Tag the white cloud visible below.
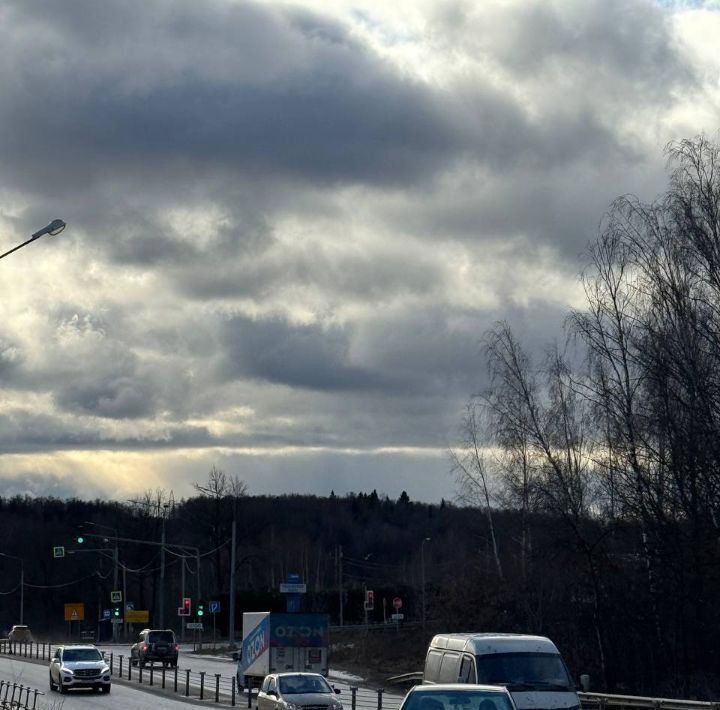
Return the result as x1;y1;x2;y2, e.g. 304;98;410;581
0;0;718;502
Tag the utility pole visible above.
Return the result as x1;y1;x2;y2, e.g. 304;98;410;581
159;510;167;628
112;545;119;642
181;557;186;642
337;545;344;627
229;518;237;646
421;537;431;633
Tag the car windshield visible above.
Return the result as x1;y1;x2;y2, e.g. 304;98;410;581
475;653;572;690
63;648;102;662
148;631;175;643
402;690;514;710
279;675;332;694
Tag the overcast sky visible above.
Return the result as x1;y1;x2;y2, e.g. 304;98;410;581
0;0;718;503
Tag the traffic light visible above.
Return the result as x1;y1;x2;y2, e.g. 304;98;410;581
365;589;374;611
197;602;204;617
112;606;121;618
181;597;191;616
76;536;85;544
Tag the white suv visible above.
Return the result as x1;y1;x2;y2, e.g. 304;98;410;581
49;644;111;694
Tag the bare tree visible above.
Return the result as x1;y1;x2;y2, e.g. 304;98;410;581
450;402;503;579
193;466;248;591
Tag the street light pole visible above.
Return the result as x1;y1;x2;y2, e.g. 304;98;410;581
421;537;431;633
0;219;66;261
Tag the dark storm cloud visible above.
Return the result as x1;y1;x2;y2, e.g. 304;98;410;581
0;0;462;193
219;315;399;392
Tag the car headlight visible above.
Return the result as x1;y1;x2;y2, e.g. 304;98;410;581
331;702;344;709
286;703;299;710
61;667;74;675
101;666;110;674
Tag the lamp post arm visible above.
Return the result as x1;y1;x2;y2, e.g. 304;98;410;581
0;220;66;261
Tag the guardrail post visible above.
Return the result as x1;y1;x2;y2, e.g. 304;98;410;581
231;675;236;706
33;687;40;709
162;664;166;688
128;658;132;681
110;652;114;674
150;664;155;686
119;655;124;677
174;664;178;692
377;688;384;710
24;684;31;708
186;669;191;696
42;643;45;660
351;687;358;710
139;664;144;684
248;676;254;708
200;671;206;699
215;673;221;703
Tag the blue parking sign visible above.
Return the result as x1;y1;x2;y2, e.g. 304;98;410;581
209;601;220;613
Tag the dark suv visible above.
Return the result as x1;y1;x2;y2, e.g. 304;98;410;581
130;629;179;668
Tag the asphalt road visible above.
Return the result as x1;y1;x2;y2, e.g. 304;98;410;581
0;653;216;709
1;645;403;710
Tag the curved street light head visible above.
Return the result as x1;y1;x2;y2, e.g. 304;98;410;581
32;219;66;239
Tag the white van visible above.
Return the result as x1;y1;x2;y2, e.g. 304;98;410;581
423;634;579;710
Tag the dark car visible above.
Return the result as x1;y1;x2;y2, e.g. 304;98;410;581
130;628;179;668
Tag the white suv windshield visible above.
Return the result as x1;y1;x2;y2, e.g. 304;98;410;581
63;649;102;662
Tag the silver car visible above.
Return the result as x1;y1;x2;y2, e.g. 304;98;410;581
49;644;111;694
258;672;343;710
400;685;517;710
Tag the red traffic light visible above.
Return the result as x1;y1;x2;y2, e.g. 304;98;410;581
366;590;374;603
178;597;192;616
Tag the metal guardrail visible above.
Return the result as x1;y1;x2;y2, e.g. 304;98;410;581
0;680;44;709
5;642;718;710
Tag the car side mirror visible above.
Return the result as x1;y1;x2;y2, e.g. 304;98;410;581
335;688;341;694
267;690;277;697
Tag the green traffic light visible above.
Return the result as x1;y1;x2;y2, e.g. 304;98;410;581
77;536;84;544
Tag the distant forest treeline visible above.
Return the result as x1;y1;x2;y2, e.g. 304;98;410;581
0;481;708;699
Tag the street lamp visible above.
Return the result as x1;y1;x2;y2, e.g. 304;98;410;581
421;537;431;633
0;552;24;625
0;219;67;261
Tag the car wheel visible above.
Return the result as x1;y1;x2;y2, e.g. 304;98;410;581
102;685;111;694
49;672;56;692
59;683;68;694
